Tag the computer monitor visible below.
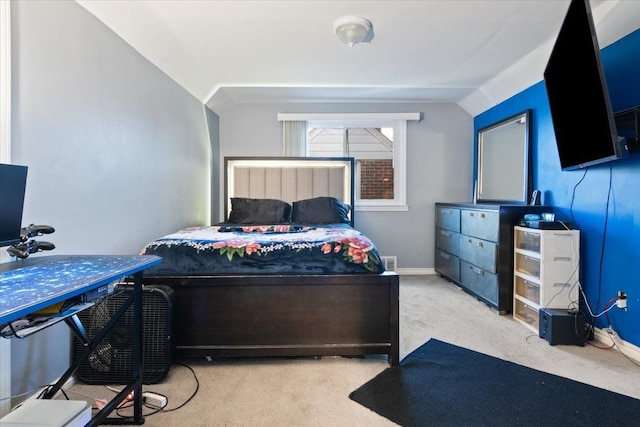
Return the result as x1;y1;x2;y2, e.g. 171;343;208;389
0;163;28;247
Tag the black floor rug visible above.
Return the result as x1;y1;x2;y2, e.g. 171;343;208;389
350;338;640;426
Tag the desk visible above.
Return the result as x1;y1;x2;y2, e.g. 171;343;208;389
0;255;161;426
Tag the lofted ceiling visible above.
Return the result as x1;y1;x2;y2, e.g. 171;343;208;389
75;0;640;116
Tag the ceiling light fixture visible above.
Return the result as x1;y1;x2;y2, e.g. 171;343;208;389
333;15;372;47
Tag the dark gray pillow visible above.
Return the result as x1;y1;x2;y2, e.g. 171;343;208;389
227;198;291;224
291;197;351;224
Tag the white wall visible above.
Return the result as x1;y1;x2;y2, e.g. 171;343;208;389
213;101;474;270
10;0;214;404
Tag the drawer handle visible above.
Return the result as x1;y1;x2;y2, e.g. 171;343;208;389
439;252;451;260
468;265;484;275
467;211;486;218
467;238;483;248
442;209;452;215
553;256;571;261
440;230;451;237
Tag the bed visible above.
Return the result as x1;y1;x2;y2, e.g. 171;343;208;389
140;157;399;366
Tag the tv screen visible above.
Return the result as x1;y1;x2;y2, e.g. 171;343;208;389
0;163;28;247
544;0;626;170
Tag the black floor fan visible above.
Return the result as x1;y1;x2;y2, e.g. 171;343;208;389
72;284;174;385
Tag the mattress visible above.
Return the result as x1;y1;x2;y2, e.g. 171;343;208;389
140;223;385;276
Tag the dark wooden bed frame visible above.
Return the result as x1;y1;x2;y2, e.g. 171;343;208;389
142;157;400;366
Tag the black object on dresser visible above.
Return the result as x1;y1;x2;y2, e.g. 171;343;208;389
435;203;551;314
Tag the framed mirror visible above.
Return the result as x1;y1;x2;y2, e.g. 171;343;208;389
476;109;532;204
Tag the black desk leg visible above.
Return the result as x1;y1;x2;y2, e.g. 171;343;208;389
94;270;144;425
39;272;145;425
132;270;144;423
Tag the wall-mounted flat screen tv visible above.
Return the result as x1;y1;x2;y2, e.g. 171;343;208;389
544;0;627;171
0;163;28;247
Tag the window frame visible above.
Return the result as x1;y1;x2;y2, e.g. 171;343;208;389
278;113;419;211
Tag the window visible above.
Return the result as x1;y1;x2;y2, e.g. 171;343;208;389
308;125;397;206
278;113;419;211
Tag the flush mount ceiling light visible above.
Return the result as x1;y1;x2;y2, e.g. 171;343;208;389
333;15;372;47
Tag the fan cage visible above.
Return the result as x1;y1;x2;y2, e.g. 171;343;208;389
72;284;174;385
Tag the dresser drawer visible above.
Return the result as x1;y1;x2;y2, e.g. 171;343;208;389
435;228;460;256
459;235;497;273
461;260;498;305
435;250;460;282
436;207;460;233
461;209;499;242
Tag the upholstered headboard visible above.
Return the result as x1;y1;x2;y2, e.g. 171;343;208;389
224;157;355;225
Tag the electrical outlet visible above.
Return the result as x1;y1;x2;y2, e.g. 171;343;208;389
143;392;167;409
617;291;627;310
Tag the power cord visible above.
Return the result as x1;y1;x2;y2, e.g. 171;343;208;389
580;292;618;319
567;165;623;342
153;361;200;413
603;312;640;368
113;361;200;418
577;292;640;367
83;361;199;419
595;163;614;312
0;383;64;411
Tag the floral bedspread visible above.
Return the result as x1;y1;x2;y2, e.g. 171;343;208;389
140;223;385;276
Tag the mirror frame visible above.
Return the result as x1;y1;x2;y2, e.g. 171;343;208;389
475;109;532;205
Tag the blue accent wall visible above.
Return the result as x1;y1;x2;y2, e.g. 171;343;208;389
474;29;640;346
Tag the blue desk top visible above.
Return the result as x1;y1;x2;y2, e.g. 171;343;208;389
0;255;161;325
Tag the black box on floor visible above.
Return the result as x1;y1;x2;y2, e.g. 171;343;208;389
539;308;585;346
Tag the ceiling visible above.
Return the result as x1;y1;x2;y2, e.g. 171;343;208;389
75;0;640;116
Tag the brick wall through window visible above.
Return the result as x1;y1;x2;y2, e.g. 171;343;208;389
359;159;394;200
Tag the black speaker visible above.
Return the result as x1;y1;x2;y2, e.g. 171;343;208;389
72;284;174;384
539;308;585;346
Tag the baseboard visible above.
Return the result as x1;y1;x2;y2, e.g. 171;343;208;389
594;327;640;364
396;268;435;275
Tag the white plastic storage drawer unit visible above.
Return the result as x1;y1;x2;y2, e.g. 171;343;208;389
513;226;580;332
